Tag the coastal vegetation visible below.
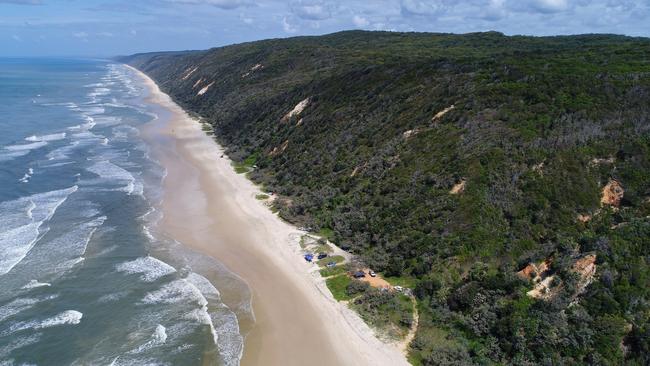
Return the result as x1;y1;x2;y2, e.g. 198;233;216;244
122;30;650;365
326;275;352;301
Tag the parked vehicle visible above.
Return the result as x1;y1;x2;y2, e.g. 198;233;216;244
317;253;328;260
352;271;365;278
369;270;376;277
326;261;336;268
304;254;314;262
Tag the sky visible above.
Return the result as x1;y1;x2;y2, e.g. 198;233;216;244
1;0;649;57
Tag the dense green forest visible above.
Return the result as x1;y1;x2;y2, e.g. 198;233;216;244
120;30;650;365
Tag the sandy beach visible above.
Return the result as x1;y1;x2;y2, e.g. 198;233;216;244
131;66;409;366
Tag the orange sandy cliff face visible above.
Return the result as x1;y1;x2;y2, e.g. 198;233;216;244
601;179;624;207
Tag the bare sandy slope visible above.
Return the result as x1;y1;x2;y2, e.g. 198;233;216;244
130;66;408;366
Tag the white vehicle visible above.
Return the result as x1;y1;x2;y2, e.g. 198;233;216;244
369;270;376;277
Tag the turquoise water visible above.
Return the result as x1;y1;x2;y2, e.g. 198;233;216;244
0;58;251;365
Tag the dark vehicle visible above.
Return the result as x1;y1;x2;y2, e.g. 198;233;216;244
317;253;328;260
304;254;314;262
352;271;365;278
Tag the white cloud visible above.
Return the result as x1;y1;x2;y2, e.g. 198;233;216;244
400;0;446;16
240;13;254;24
529;0;569;13
0;0;42;5
482;0;507;20
11;34;22;41
506;0;570;14
352;15;369;27
282;16;297;33
165;0;253;10
291;1;333;20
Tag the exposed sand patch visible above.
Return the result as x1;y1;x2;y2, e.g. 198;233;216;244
520;254;596;301
269;140;289;156
517;259;551;282
242;63;264;78
601;179;624;207
350;162;368;177
182;66;198;80
402;128;421;140
572;254;597;294
431;104;455;122
449;179;466;195
282;98;310;121
129;66;408;366
577;213;592;223
518;259;556;299
355;269;392;289
527;275;557;299
197;81;215;96
590;156;615;166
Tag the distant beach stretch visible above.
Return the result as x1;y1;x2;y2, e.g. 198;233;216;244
131;66;409;366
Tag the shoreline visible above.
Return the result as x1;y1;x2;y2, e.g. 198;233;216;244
129;65;409;366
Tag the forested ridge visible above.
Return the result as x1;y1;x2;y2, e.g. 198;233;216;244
120;30;650;365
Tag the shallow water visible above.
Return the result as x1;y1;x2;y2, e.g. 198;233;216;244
0;58;251;365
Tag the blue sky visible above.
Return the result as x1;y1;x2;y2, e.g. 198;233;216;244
1;0;649;56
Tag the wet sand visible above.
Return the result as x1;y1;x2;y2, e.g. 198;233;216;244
131;66;408;366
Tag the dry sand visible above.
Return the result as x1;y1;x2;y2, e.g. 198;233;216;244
130;66;409;366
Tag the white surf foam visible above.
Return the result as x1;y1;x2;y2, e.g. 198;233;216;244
25;133;66;142
141;279;207;306
129;324;167;354
185;273;221;299
45;141;79;161
184;307;219;350
37;310;83;328
0;186;78;275
67;116;96;132
80;106;105;116
0;309;80;337
0;141;47;161
94;116;122;127
21;280;51;289
88;88;110;97
0;295;58;323
97;291;128;304
142;278;221;350
3;214;105;289
18;168;34;183
116;256;176;282
0;298;40;322
46;127;105;161
86;160;141;195
5;141;48;152
0;223;42;276
0;333;41;360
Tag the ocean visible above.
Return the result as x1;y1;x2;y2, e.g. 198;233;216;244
0;58;252;365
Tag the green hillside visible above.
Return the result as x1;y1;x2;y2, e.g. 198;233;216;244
120;30;650;365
